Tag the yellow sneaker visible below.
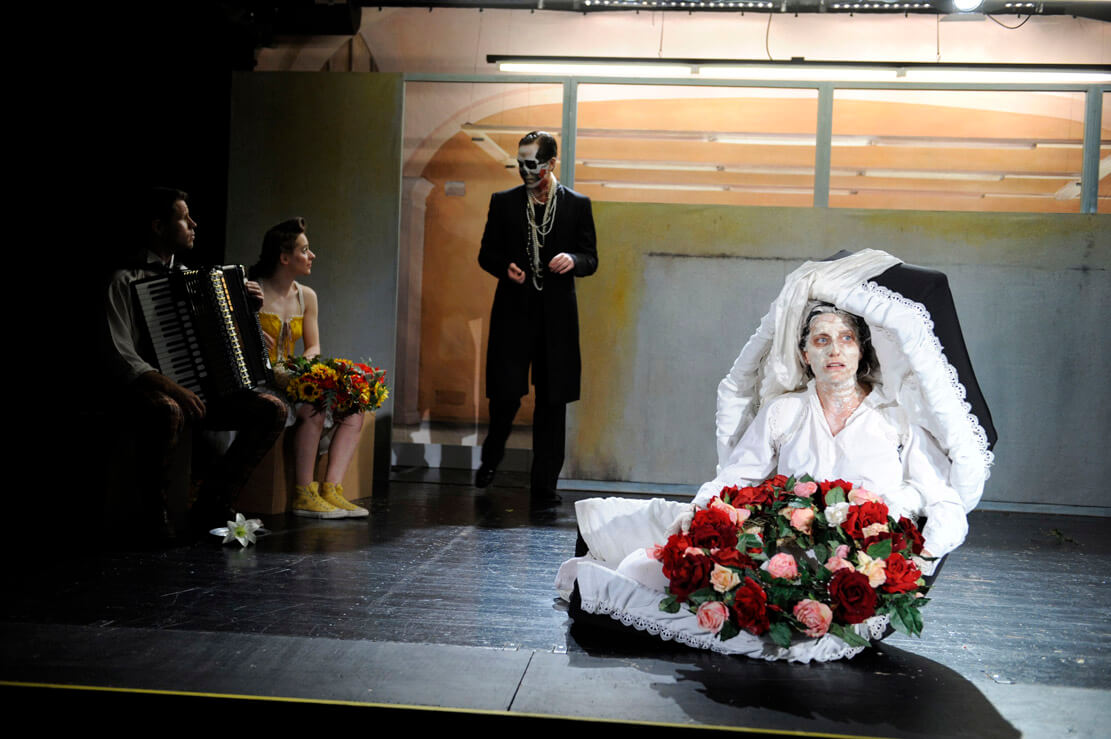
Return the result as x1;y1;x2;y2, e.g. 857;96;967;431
320;482;369;518
292;482;345;519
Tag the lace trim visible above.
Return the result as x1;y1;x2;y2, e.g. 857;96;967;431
579;597;881;662
860;281;995;476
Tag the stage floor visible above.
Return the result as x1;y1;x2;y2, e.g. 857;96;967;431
5;469;1109;737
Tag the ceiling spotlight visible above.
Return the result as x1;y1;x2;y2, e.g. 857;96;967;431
952;0;983;10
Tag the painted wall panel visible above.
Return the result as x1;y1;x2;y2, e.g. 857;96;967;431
225;72;403;484
570;204;1109;507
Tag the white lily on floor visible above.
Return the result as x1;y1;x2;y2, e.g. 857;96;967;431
209;513;264;548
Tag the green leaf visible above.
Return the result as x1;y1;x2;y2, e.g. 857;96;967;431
829;622;870;648
719;621;740;641
798;474;814;483
687;587;717;606
737;533;764;553
776;518;793;539
659;595;680;614
769;622;794;649
866;539;893;560
812;543;830;564
785;475;797;490
904;604;924;636
767;585;798;608
825;487;847;507
885;606;911;636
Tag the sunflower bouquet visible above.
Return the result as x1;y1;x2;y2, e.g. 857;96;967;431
282;356;389;418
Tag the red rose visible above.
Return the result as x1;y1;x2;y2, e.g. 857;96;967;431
829;569;878;624
881;553;923;594
750;475;792;503
819;479;854;495
731;576;770;635
709;547;755;571
862;530;908;555
689;507;740;550
659;533;693;576
725;484;773;507
898;516;926;555
842;501;891;540
665;550;714;603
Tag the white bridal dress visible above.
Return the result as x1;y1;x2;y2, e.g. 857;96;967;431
555;250;994;663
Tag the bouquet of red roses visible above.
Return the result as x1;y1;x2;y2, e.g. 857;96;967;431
653;474;931;650
283;356;389;418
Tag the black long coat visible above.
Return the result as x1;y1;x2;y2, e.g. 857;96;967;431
478;184;598;403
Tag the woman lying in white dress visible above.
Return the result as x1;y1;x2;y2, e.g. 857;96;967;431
556;250;992;662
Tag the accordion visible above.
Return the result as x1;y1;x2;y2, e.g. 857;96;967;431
131;265;274;402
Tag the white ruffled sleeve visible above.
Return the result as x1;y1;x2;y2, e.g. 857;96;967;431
715;309;776;473
837;282;991;513
698;399;782;507
898;424;968;558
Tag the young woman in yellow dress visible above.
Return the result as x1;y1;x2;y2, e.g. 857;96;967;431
249;217;368;518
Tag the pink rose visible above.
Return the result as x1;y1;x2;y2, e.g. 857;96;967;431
766;552;798;580
835;544;850;559
793;481;818;498
696;600;729;634
862;522;889;539
709;563;741;593
855;551;887;588
783;507;815;535
709;496;750;526
825;555;854;573
793;599;833;638
646;544;665;561
849;487;883;505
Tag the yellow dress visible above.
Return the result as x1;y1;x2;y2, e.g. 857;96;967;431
260;282;333;437
258;281;305;363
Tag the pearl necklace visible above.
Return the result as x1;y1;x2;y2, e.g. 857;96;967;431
525;179;558;291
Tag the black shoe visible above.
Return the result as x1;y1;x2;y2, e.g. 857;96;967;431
530;490;562;509
475;464;497;488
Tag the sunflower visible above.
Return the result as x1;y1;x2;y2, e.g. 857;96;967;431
299;380;323;403
310;365;337;381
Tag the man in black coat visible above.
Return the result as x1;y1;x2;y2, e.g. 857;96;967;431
475;131;599;506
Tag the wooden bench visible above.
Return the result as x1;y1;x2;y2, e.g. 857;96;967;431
236;413;375;515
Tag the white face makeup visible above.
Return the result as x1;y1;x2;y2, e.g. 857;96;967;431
803;313;861;387
517;142;554;190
